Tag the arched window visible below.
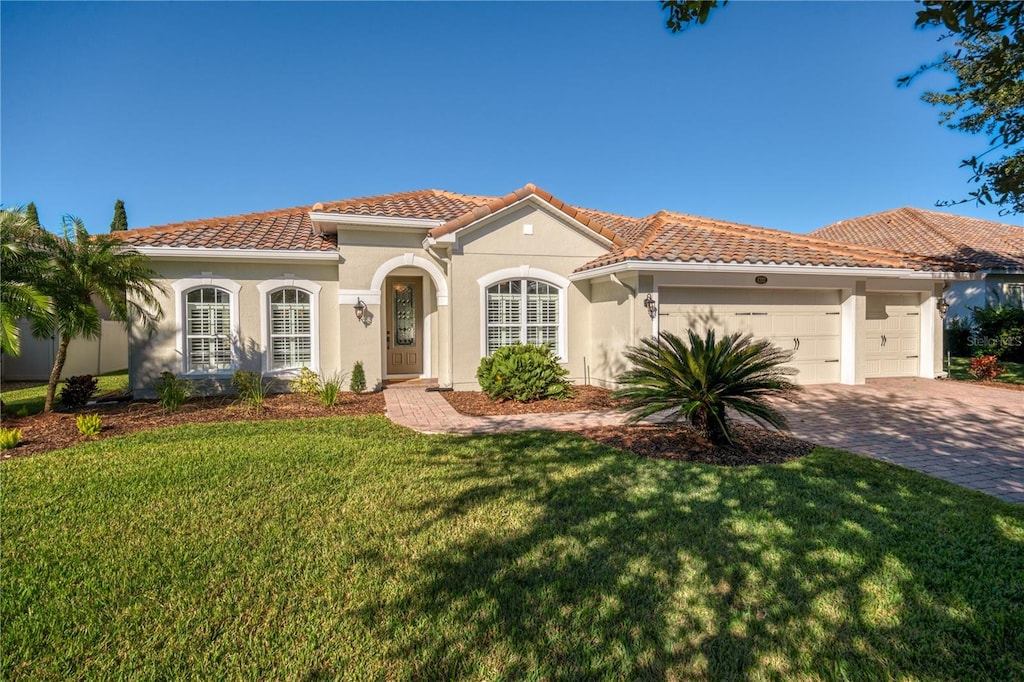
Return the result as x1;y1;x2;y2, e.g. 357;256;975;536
485;279;561;356
185;287;232;372
268;288;312;370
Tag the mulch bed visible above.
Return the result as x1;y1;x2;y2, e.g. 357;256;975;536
1;392;385;460
576;422;816;466
4;385;816;468
441;385;627;416
443;386;814;465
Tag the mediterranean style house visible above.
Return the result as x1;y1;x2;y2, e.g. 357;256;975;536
114;184;976;396
812;207;1024;321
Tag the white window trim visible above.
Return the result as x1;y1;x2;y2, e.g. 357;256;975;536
172;276;242;376
477;266;570;362
257;278;322;375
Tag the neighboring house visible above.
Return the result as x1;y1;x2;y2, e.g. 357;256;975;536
811;207;1024;321
113;184;974;396
0;309;129;382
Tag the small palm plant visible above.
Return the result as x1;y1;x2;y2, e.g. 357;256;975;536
614;329;801;446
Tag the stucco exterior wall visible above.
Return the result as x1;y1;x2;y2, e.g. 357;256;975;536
130;260;339;397
447;204;608;389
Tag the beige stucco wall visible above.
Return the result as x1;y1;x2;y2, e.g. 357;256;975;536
130;259;339;397
335;233;448;391
447;204;608;389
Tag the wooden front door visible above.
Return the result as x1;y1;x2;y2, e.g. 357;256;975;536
386;277;423;375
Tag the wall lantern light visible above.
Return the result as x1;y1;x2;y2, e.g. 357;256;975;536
643;293;657;319
936;296;951;318
354;298;366;321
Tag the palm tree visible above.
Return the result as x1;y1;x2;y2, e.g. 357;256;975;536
0;207;52;357
614;329;801;446
34;216;164;412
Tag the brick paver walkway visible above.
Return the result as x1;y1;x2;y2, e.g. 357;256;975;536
384;378;1024;503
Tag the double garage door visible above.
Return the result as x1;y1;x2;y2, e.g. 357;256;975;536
659;288;842;384
659;288;924;384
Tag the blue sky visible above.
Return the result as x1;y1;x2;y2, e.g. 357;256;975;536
2;1;1018;234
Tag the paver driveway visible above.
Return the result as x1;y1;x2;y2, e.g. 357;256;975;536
386;377;1023;503
778;378;1024;503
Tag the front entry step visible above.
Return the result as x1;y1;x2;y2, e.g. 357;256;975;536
384;378;439;390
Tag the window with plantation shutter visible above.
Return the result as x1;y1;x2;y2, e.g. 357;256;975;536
185;287;232;372
269;288;312;370
485;279;562;356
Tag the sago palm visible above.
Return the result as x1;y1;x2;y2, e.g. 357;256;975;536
0;207;52;357
34;217;164;412
614;329;801;446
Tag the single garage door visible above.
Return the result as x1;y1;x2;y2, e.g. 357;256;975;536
864;293;921;378
659;287;842;384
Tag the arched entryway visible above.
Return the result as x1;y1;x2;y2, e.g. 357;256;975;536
369;254;449;380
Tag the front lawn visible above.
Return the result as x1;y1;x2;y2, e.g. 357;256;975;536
946;357;1024;385
3;416;1022;679
0;370;129;416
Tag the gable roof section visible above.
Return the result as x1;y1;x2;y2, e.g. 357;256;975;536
575;210;962;273
811;207;1024;271
426;183;628;248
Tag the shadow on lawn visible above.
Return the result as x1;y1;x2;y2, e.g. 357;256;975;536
359;430;1024;679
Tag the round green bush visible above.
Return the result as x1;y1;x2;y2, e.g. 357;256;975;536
476;343;571;402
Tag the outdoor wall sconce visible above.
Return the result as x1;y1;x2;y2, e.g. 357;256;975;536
353;298;366;322
936;296;951;318
643;293;657;319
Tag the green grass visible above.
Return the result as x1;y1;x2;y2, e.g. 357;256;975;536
947;357;1024;385
2;416;1022;680
0;370;128;415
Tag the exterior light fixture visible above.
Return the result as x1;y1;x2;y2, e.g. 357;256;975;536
353;298;366;321
643;293;657;319
936;296;951;318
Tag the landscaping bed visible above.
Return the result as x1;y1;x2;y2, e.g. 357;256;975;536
1;391;385;459
441;385;625;415
578;422;815;466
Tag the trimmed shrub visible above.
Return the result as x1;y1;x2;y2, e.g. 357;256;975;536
153;372;192;413
0;427;22;450
476;343;572;402
350;361;366;394
232;370;269;413
968;355;1004;381
970;305;1024;362
290;367;320;395
60;375;98;410
76;414;102;437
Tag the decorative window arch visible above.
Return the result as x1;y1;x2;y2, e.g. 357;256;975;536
257;278;322;373
172;277;242;374
477;267;570;361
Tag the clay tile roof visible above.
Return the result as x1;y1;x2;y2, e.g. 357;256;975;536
427;183;628;248
575;210;965;273
112;205;338;251
112;187;974;274
810;207;1024;271
317;188;494;222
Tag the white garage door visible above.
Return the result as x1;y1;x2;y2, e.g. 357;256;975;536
864;293;921;378
659;288;842;385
